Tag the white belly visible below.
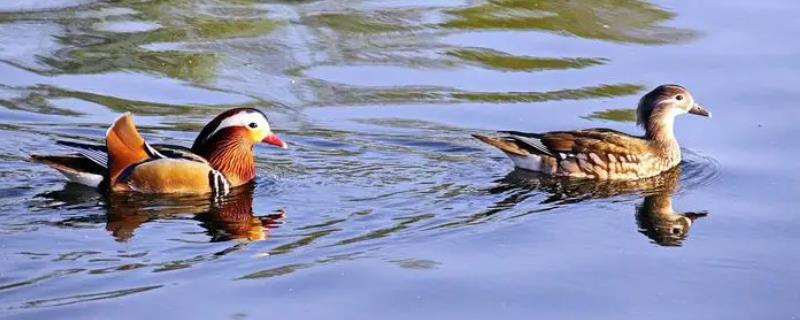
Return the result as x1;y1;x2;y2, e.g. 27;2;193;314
507;154;542;172
56;168;103;188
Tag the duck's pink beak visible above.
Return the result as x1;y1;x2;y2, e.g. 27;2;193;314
262;133;288;149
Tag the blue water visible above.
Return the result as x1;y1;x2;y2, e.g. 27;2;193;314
1;0;799;319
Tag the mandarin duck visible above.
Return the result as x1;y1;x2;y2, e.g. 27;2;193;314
31;108;287;196
473;85;711;180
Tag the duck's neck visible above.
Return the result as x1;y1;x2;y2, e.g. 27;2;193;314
642;192;674;216
194;137;255;187
645;115;681;163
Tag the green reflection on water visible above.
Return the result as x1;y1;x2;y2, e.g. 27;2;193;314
584;108;638;122
183;16;280;39
0;0;691;108
14;0;280;84
447;48;607;71
443;0;695;44
320;83;644;105
450;84;644;102
306;12;410;34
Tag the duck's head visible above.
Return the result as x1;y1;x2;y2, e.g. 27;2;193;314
636;85;711;143
636;84;711;128
192;108;288;152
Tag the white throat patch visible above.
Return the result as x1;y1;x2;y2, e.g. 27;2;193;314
668;106;688;117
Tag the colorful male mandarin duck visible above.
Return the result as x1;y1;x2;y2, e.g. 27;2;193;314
473;85;711;180
31;108;287;195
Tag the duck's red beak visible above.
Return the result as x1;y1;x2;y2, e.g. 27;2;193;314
262;133;288;149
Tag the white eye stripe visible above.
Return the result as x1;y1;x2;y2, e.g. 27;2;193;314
209;111;271;138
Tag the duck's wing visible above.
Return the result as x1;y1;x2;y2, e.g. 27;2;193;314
473;128;648;165
105;114;226;195
55;141;203;169
496;129;649;161
105;113;157;183
56;140;109;168
150;144;207;163
472;132;551;157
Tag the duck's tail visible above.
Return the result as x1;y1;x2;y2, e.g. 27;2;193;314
471;134;529;156
30;154;105;187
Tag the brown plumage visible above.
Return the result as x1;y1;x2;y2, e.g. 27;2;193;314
31;108;288;196
474;85;711;180
194;126;256;186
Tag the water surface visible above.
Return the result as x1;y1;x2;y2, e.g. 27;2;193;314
1;0;799;319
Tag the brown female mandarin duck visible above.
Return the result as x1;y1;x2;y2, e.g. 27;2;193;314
473;85;711;180
31;108;287;195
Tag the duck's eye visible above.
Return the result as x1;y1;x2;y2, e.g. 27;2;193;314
675;95;684;101
248;122;258;129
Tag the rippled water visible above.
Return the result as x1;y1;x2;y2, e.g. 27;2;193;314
1;0;799;319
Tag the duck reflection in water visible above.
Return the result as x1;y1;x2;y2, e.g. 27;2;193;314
36;184;285;242
491;166;707;246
